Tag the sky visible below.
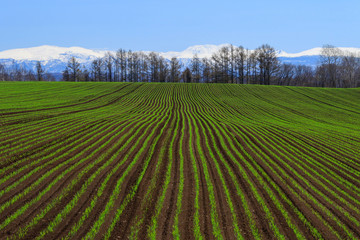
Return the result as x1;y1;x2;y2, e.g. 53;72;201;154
1;0;359;53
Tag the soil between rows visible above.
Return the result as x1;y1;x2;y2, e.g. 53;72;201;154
1;83;359;240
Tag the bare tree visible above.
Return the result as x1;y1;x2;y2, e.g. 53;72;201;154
44;72;56;82
62;67;70;81
183;67;192;83
83;68;90;82
67;57;81;82
230;45;238;83
129;51;142;82
212;47;231;83
36;61;44;81
127;50;135;82
91;58;104;82
190;54;202;83
234;46;247;84
320;44;343;87
148;52;160;82
169;57;182;82
256;44;279;85
25;70;36;81
340;52;359;88
138;52;149;82
294;65;314;86
158;56;169;82
115;49;127;82
248;51;258;84
0;64;8;81
202;58;212;83
11;64;27;81
104;52;114;82
277;63;295;85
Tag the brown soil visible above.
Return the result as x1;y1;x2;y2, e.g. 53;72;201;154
1;84;359;240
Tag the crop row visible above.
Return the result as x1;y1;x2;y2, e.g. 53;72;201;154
0;82;359;239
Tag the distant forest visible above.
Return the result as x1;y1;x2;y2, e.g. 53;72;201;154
1;44;359;88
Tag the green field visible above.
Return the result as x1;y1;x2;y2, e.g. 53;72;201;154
0;82;359;239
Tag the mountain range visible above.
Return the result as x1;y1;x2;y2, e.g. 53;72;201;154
1;44;360;74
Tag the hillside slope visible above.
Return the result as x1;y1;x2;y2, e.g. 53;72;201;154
0;82;359;239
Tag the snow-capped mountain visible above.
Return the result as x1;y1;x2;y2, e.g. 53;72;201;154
277;47;360;67
1;44;360;73
278;47;360;58
0;45;109;73
0;45;106;61
161;44;232;59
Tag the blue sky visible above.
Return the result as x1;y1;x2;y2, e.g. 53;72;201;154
1;0;359;52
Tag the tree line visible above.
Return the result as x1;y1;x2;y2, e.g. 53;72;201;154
0;61;56;82
1;44;359;88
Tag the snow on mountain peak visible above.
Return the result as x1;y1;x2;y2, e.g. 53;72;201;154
1;44;360;62
160;43;232;59
1;44;360;74
278;47;360;58
0;45;107;62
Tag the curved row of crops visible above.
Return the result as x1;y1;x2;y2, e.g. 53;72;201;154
0;82;359;239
